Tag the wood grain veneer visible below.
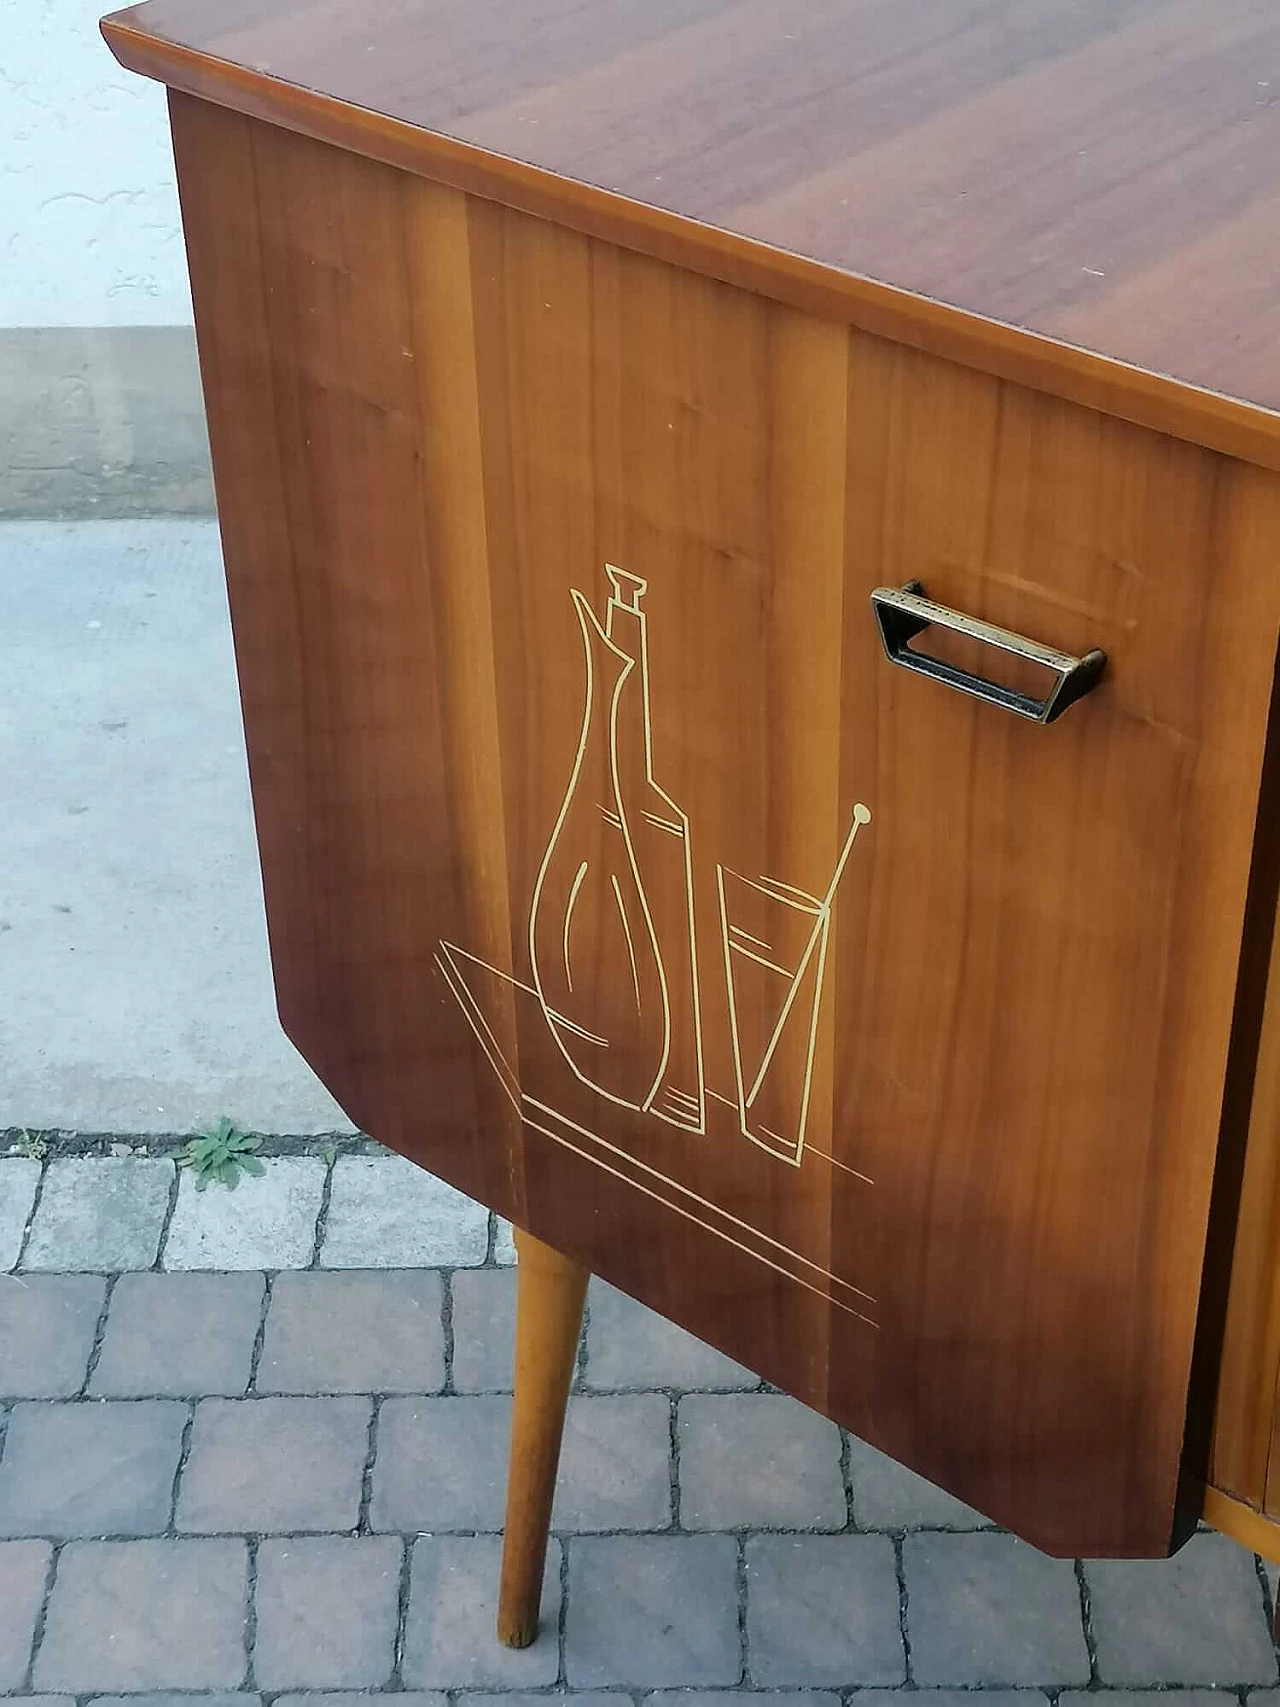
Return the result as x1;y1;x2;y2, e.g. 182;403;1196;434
101;0;1280;469
159;90;1280;1557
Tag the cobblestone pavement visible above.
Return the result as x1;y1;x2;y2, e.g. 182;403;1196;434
0;1153;1277;1700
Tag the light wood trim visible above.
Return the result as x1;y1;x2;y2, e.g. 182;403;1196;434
1204;1483;1280;1565
1210;807;1280;1510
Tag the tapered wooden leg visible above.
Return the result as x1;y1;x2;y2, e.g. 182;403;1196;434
497;1229;590;1648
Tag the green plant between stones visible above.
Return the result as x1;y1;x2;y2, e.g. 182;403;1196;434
177;1118;266;1190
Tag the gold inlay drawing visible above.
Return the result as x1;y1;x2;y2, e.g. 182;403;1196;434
437;564;875;1317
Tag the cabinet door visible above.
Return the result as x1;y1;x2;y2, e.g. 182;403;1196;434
171;93;1280;1557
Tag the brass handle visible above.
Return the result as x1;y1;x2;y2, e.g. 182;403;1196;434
870;582;1106;724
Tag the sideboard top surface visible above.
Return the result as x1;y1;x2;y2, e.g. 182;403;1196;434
103;0;1280;431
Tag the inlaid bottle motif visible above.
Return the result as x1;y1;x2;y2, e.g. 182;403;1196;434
529;567;705;1127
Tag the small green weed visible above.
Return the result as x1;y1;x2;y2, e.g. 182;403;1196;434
9;1130;48;1161
178;1118;266;1190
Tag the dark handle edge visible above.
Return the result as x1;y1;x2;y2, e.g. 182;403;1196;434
870;581;1106;725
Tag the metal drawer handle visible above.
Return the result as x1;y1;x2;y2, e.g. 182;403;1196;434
870;581;1106;724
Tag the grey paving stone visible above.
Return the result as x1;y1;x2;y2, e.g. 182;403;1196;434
656;1695;840;1707
370;1395;509;1533
92;1698;258;1707
274;1698;442;1707
553;1394;674;1531
1061;1693;1231;1707
34;1539;248;1692
23;1158;173;1271
0;1273;105;1397
90;1271;264;1397
451;1268;516;1392
164;1158;325;1270
905;1531;1090;1686
1086;1532;1277;1685
321;1156;488;1268
253;1535;402;1689
0;1538;51;1688
493;1217;517;1265
403;1535;561;1687
853;1695;1042;1707
845;1431;987;1529
177;1396;369;1533
474;1696;618;1707
679;1393;844;1530
0;1399;187;1537
565;1534;740;1687
745;1534;904;1687
258;1270;444;1394
0;1160;40;1271
275;1698;443;1707
586;1281;757;1390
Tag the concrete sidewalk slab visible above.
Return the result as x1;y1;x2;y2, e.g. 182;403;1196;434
0;520;352;1134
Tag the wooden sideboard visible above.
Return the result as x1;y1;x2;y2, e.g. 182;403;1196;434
103;0;1280;1572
